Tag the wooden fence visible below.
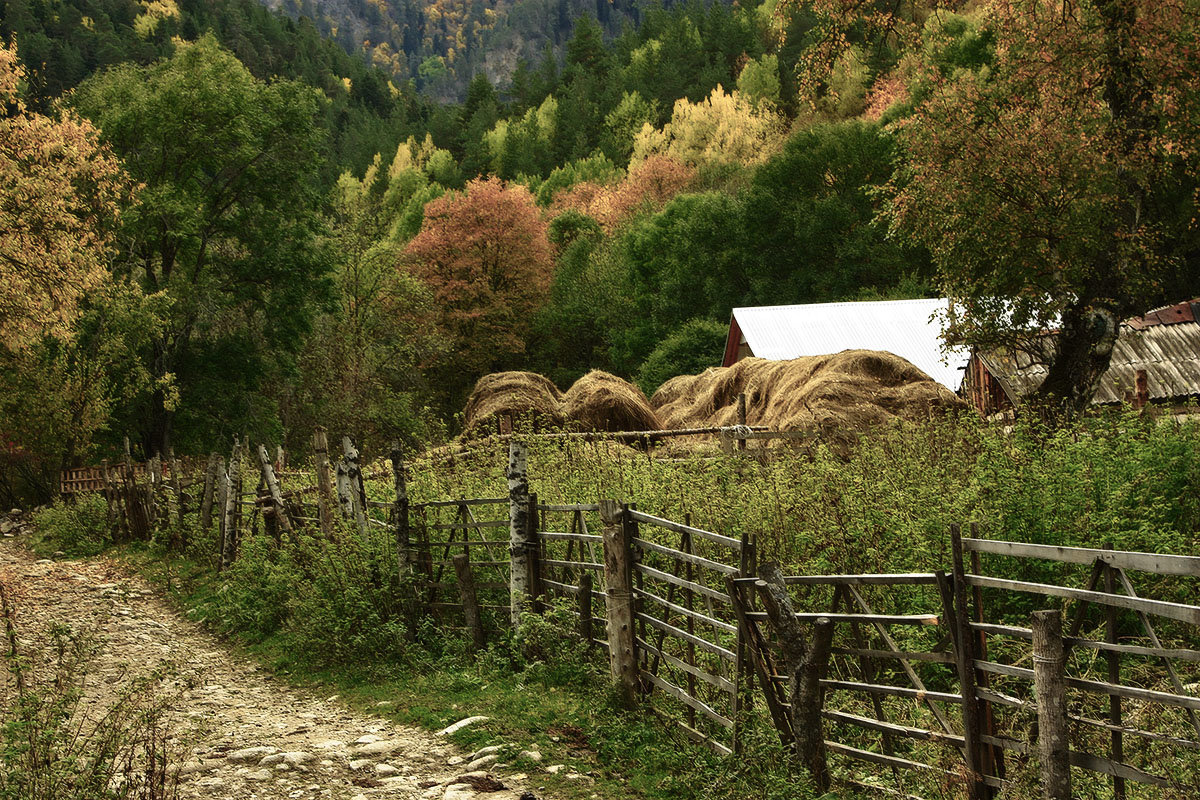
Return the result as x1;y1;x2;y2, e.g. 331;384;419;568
68;434;1200;797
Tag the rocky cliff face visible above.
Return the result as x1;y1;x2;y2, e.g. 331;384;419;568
263;0;641;100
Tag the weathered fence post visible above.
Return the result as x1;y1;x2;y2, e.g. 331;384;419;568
732;528;757;753
756;562;832;792
452;553;486;651
950;524;987;800
1032;609;1071;800
526;492;544;613
219;467;236;570
390;442;411;573
600;499;639;708
737;392;748;451
313;428;334;537
256;444;293;536
147;454;162;528
199;453;219;531
335;458;353;521
507;440;530;626
578;571;594;646
216;458;228;569
1102;542;1125;800
341;437;368;538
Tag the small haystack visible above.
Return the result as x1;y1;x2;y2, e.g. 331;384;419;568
650;351;964;436
562;370;660;432
462;371;565;437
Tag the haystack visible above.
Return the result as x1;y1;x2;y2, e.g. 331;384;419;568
562;370;660;432
650;351;964;436
462;371;565;437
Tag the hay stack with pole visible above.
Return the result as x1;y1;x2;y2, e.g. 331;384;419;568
462;371;566;437
561;370;660;432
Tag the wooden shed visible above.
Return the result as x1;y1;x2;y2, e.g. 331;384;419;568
962;299;1200;414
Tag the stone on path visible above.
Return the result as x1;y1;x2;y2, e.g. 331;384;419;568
438;716;489;736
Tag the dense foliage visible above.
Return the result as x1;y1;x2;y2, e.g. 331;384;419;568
2;0;1199;503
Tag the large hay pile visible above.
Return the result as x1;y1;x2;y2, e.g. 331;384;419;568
651;351;965;435
463;371;565;436
561;370;660;432
462;369;660;437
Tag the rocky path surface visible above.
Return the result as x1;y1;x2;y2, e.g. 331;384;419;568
0;532;553;800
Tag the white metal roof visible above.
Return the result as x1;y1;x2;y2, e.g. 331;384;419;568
731;299;970;391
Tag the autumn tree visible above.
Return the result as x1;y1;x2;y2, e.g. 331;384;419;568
402;177;553;406
0;41;131;351
889;0;1200;411
631;86;784;168
71;35;333;454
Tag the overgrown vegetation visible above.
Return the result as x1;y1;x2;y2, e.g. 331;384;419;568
0;582;189;800
25;409;1200;798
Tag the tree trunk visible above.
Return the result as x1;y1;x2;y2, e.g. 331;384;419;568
1034;300;1120;414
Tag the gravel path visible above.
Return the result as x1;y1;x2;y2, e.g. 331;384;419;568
0;536;552;800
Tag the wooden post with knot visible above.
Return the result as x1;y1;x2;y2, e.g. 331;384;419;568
755;562;833;792
1033;609;1071;800
600;499;639;708
313;428;334;537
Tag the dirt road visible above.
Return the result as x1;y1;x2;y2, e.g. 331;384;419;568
0;537;550;800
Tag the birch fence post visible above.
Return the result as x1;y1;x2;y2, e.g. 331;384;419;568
452;553;486;651
600;499;639;709
507;440;530;626
256;444;293;536
1032;609;1071;800
313;428;334;537
147;454;161;529
168;447;184;529
219;465;237;571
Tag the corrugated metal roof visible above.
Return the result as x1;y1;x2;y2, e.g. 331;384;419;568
981;321;1200;404
731;299;970;391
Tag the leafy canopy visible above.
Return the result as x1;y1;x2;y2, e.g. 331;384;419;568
0;42;132;351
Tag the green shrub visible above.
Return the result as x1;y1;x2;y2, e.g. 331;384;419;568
636;317;728;396
33;495;110;557
511;601;595;687
210;533;301;641
286;529;411;667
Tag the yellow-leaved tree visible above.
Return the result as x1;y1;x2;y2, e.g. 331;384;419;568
631;85;784;168
0;41;131;351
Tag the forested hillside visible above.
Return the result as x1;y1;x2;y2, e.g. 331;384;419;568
3;0;1199;506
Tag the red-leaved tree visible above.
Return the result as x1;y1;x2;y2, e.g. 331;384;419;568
402;177;553;403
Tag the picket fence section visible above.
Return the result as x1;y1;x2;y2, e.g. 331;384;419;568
70;433;1200;798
